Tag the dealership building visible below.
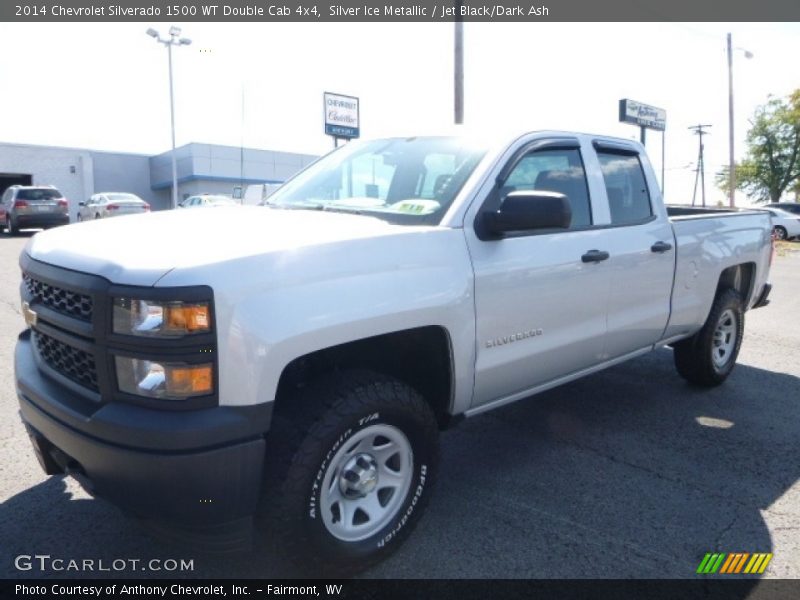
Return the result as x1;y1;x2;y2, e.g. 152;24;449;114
0;141;318;221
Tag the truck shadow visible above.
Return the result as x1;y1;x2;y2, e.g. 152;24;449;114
2;350;797;581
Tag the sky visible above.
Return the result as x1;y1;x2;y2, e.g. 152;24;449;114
0;21;798;205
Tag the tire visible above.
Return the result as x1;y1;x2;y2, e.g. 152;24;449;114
673;288;744;387
260;370;439;575
6;216;18;236
77;213;83;222
773;226;787;240
95;213;101;220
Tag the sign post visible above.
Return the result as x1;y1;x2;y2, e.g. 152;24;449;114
324;92;360;147
619;98;667;192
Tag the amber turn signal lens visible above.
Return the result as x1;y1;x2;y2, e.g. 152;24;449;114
165;304;210;333
167;365;213;395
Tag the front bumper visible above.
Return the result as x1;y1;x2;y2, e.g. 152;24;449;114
15;332;271;546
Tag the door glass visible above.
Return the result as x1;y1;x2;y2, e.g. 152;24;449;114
596;152;652;225
503;148;592;229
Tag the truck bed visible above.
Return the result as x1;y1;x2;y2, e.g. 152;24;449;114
666;204;759;219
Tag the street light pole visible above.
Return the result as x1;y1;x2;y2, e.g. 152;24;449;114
147;26;192;210
167;40;178;211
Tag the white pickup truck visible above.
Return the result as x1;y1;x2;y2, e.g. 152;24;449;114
14;131;773;573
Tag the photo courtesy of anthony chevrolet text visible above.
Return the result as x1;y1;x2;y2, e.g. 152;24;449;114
1;0;800;598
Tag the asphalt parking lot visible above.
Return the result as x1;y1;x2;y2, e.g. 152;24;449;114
1;230;798;580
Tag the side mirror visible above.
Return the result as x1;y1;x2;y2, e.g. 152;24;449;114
482;191;572;236
79;201;86;207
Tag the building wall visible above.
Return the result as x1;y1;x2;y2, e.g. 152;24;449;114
0;142;93;222
1;141;319;216
90;152;159;208
149;143;318;204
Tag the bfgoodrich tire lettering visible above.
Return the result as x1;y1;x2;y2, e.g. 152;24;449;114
261;370;439;575
673;288;744;387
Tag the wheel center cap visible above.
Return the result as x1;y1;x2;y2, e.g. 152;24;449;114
339;453;379;497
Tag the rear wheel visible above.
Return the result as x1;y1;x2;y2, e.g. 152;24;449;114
674;288;744;387
773;226;787;240
260;370;439;575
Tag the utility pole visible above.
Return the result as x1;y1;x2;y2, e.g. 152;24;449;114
689;124;712;207
727;33;754;208
454;1;464;124
727;33;735;208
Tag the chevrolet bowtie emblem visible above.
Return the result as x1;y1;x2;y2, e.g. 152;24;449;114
22;301;38;327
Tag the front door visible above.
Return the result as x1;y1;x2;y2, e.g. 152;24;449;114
465;140;615;407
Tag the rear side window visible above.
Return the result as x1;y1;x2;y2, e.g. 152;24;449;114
502;148;592;229
17;188;63;201
596;152;652;225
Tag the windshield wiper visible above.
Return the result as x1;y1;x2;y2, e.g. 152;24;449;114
263;201;324;211
322;205;364;215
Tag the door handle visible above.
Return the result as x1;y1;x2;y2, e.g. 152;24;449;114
581;249;610;263
651;241;673;253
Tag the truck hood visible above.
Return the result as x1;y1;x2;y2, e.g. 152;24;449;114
24;206;413;286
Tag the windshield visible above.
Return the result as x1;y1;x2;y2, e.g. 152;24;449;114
266;136;486;225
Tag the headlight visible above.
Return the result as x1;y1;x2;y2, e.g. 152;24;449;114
112;297;211;337
115;356;213;400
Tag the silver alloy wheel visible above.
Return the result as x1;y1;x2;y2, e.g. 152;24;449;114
320;423;413;542
711;308;737;368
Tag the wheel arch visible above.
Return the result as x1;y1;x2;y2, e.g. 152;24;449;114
273;326;456;429
716;262;756;308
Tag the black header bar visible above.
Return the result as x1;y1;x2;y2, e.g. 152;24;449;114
3;0;799;22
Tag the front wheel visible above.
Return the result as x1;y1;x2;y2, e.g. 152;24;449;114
773;226;787;240
260;370;439;575
673;288;744;387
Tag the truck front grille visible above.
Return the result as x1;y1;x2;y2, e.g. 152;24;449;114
33;330;98;392
23;274;93;322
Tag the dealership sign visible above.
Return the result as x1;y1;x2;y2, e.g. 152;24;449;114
619;99;666;131
324;92;360;139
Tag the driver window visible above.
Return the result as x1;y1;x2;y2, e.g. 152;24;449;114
502;148;592;229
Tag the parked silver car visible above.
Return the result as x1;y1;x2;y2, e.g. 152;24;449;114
761;206;800;240
178;194;239;208
1;185;69;235
78;193;150;221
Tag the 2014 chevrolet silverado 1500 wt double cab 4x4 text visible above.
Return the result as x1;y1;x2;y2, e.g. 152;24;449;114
14;131;773;573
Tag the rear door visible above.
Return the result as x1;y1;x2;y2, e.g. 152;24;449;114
590;141;675;357
465;137;616;407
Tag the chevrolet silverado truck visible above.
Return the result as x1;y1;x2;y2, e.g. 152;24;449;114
14;131;773;572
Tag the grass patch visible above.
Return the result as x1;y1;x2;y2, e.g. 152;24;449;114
775;240;800;257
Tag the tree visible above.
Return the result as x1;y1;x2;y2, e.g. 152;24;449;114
731;91;800;203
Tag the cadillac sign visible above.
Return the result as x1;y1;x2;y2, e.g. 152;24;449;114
619;99;666;131
324;92;360;139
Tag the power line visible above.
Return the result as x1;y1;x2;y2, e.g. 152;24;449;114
689;124;712;207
